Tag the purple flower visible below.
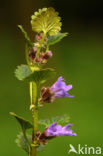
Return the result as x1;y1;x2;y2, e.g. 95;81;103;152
45;122;77;137
39;76;74;103
50;76;74;98
47;51;52;57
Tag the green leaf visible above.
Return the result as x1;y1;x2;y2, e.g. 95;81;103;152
10;112;33;131
18;25;33;48
30;68;56;83
15;132;32;153
31;8;62;36
39;115;70;126
15;65;56;83
47;32;68;46
15;65;32;81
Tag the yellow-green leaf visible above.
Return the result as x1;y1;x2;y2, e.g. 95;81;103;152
31;7;62;36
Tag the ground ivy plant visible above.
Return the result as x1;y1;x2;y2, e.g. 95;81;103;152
10;7;77;156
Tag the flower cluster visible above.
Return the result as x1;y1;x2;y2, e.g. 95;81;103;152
39;76;74;103
35;122;76;145
29;47;52;65
45;122;77;137
35;34;48;42
29;33;53;65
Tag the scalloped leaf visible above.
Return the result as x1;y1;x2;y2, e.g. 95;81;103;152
15;65;56;83
16;132;32;153
18;25;33;48
15;65;32;81
10;112;33;131
47;32;68;46
31;7;62;36
39;115;70;126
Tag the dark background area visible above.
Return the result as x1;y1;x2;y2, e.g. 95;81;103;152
0;0;103;156
1;0;103;31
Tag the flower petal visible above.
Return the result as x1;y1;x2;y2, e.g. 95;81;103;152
65;85;72;91
63;124;73;129
49;122;57;129
50;76;74;99
45;122;77;137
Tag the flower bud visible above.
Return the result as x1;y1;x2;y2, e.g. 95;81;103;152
47;51;52;57
35;57;40;63
29;47;37;63
35;34;42;41
44;37;48;42
36;131;41;137
43;51;52;60
39;130;49;145
39;87;54;103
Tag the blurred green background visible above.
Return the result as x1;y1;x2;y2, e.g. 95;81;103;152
0;0;103;155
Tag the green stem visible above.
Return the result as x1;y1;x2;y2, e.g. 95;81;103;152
29;82;38;156
46;45;49;52
36;33;46;56
25;44;31;67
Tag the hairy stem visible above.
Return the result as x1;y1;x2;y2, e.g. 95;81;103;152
29;82;38;156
